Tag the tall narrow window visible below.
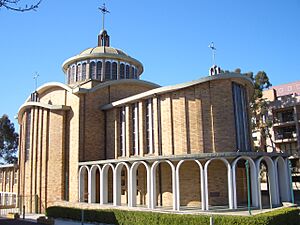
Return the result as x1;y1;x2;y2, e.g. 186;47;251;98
132;103;139;156
130;66;135;79
0;173;3;183
146;99;153;154
232;82;251;151
6;173;10;184
71;65;76;83
25;110;31;161
120;107;126;157
67;68;71;84
105;61;111;80
76;64;81;81
96;61;102;80
112;62;117;80
14;171;17;185
125;65;130;79
120;63;125;79
134;68;138;79
82;63;87;80
90;61;96;79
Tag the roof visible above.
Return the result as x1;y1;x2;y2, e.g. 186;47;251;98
101;73;254;110
267;80;300;97
79;46;129;57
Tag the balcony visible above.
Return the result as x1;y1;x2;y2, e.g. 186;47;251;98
274;132;297;143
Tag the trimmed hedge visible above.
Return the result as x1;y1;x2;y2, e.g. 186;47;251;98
46;206;300;225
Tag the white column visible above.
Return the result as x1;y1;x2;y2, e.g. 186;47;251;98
232;164;238;209
113;167;121;206
150;162;157;209
129;166;136;207
200;163;205;211
175;162;181;211
204;162;209;210
227;164;234;209
100;167;105;205
171;163;177;211
285;158;293;202
88;170;92;204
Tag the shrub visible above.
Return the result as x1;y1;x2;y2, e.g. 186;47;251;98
46;206;300;225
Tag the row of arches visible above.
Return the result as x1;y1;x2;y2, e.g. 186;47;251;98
67;60;138;84
78;155;292;211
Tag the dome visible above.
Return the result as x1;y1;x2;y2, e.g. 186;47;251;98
79;46;129;58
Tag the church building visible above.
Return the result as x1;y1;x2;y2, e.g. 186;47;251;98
17;8;293;213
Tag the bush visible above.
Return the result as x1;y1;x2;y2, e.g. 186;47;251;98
46;206;300;225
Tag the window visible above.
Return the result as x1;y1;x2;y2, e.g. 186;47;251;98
14;171;18;185
71;65;76;83
132;103;139;155
105;61;111;80
25;110;31;161
76;64;82;81
130;66;135;79
90;61;96;79
232;82;250;151
0;173;3;183
6;173;10;184
67;68;71;84
120;63;125;79
112;62;117;80
145;99;154;154
134;68;138;79
125;65;130;79
96;61;102;80
120;107;126;157
82;63;87;80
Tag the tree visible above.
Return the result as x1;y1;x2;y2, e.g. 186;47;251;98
245;71;273;152
0;0;41;12
0;114;18;164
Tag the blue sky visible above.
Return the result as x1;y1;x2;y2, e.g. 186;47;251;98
0;0;300;127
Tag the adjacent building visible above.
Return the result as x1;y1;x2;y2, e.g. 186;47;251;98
0;164;18;208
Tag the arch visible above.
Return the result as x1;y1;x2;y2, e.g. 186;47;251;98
100;163;114;204
274;156;290;202
90;165;101;203
129;161;151;208
231;156;258;209
114;162;130;206
150;160;177;210
78;166;89;203
204;158;233;210
130;66;135;79
256;156;279;208
175;159;204;211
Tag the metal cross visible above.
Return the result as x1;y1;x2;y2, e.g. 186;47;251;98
33;72;39;90
208;42;217;65
99;3;110;30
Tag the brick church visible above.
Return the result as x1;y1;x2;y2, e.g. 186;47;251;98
15;9;292;213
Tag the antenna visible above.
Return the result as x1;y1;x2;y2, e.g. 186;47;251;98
99;3;110;30
33;72;39;90
208;42;217;65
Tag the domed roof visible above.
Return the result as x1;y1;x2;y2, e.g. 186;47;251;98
62;45;143;73
79;46;129;57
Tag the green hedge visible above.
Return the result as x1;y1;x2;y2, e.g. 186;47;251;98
46;206;300;225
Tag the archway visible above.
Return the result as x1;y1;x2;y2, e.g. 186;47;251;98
130;161;150;208
204;158;233;210
79;166;89;202
114;162;130;206
90;165;101;203
150;160;176;210
175;160;203;210
256;156;278;209
232;156;258;209
100;164;114;204
275;157;290;203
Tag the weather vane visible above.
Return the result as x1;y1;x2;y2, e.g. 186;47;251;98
33;72;39;90
208;42;217;65
99;3;110;30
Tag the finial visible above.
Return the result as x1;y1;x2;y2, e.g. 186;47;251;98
33;72;39;90
208;42;217;65
99;3;110;31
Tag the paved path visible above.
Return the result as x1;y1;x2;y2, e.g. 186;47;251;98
0;218;44;225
